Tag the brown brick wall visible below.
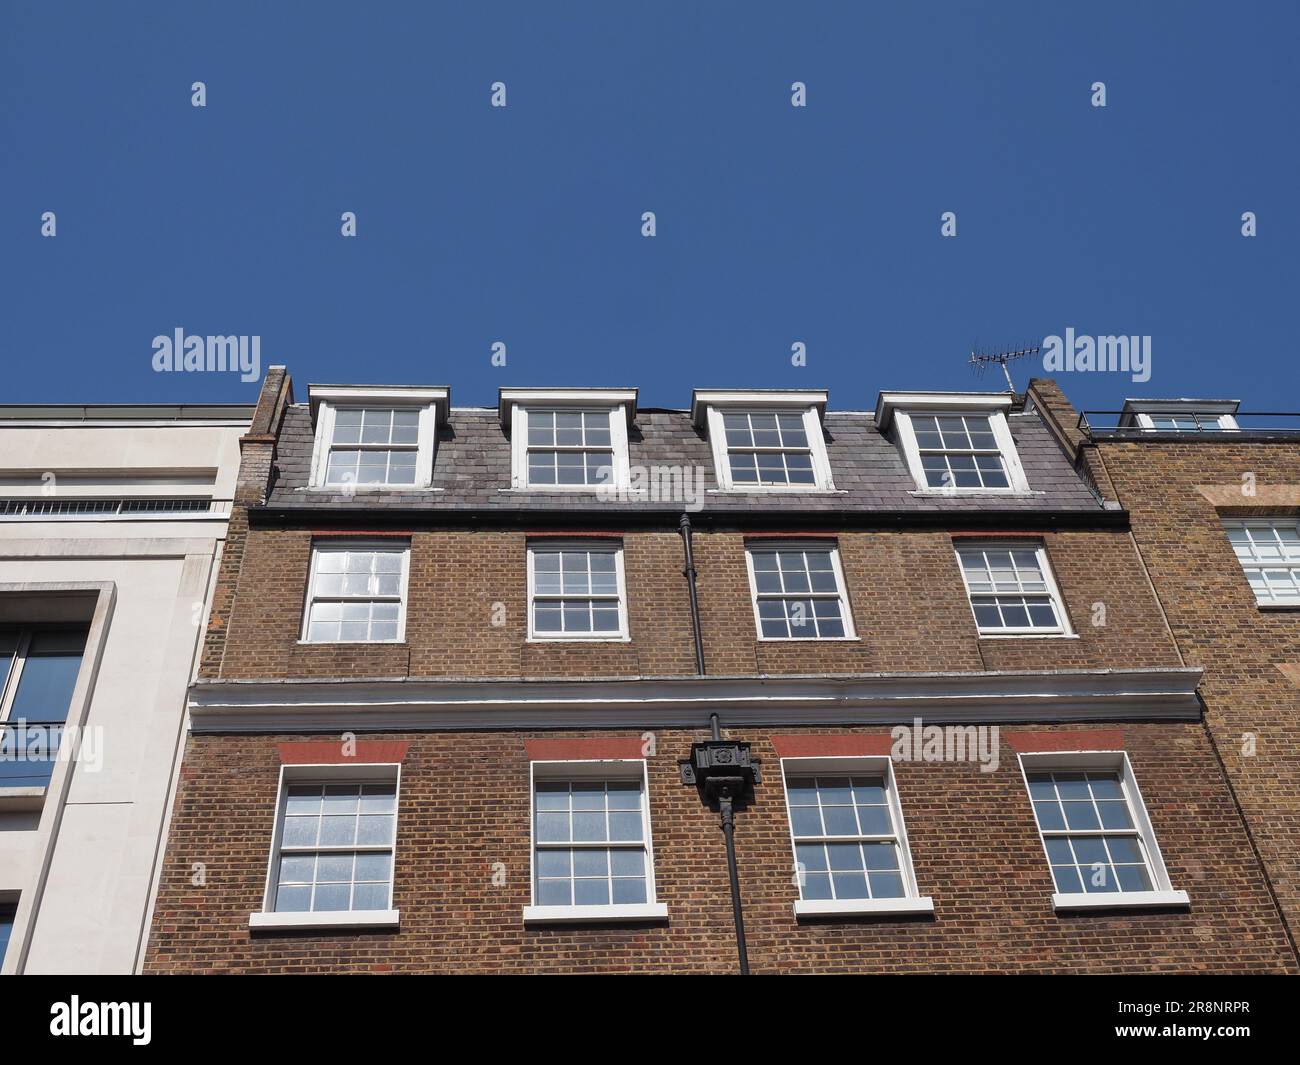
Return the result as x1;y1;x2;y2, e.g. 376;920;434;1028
1096;439;1300;941
201;366;291;677
143;723;1296;974
209;527;1182;681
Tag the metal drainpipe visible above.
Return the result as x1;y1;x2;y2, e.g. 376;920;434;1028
679;515;752;973
678;513;706;675
718;784;751;975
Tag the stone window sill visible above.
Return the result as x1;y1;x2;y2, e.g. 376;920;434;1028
0;785;48;812
522;903;668;925
1053;890;1189;912
794;897;935;919
248;909;400;932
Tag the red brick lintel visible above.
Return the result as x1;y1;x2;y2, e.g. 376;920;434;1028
1005;730;1125;754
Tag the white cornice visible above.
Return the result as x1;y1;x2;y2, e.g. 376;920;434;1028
188;667;1203;732
690;389;829;429
307;385;451;424
497;388;638;429
875;391;1014;431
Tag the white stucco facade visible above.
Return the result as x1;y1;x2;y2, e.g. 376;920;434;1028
0;406;251;973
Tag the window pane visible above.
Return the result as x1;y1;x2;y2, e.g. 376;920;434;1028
1028;769;1158;897
611;878;647;904
533;779;650;909
790;807;822;836
610;850;644;877
869;871;905;898
274;778;395;914
535;812;569;843
575;879;610;905
11;632;87;723
275;885;311;913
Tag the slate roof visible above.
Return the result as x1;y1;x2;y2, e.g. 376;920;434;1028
262;403;1105;516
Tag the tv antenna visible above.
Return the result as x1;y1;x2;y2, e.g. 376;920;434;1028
969;344;1039;392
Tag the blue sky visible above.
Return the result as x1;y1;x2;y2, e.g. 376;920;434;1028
1;1;1295;415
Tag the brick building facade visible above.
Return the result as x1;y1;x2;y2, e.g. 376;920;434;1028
1065;393;1300;956
142;370;1298;974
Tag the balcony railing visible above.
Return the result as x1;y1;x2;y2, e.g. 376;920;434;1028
1080;411;1300;438
0;497;217;519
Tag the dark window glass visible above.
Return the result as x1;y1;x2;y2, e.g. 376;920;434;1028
0;904;14;966
11;631;87;724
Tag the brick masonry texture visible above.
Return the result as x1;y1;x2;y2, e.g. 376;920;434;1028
1093;437;1300;944
143;724;1296;974
160;369;1296;974
207;526;1182;681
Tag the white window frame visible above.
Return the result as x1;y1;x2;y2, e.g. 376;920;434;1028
526;540;630;642
1223;519;1300;607
780;756;933;917
955;540;1073;638
300;541;410;644
1135;411;1239;433
1017;750;1188;913
249;762;402;931
307;386;448;490
1119;399;1240;434
877;393;1029;494
697;393;834;492
505;391;634;491
744;541;857;641
524;758;667;924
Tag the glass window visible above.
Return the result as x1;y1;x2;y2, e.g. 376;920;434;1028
1224;520;1300;605
528;545;625;638
910;413;1010;489
0;628;87;788
956;543;1067;634
10;631;86;721
0;903;14;966
270;780;397;913
1141;412;1236;433
303;545;408;643
748;546;852;639
533;777;651;908
722;411;816;486
1026;770;1156;895
324;407;421;487
526;410;615;486
786;772;913;902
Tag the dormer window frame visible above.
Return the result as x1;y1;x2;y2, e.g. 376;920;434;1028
692;390;834;493
307;385;449;491
1119;399;1241;434
501;389;636;492
876;392;1030;495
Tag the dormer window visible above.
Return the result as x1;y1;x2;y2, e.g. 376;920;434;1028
526;411;615;486
876;392;1030;494
501;389;635;491
692;390;833;491
308;386;449;490
1118;400;1240;434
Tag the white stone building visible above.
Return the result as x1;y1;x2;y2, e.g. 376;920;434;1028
0;401;251;973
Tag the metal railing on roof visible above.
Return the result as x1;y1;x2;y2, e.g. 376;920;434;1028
1080;411;1300;437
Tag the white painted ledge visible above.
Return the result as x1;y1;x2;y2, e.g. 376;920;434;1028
1053;890;1189;912
794;897;935;918
0;786;47;812
248;909;400;931
523;903;668;924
